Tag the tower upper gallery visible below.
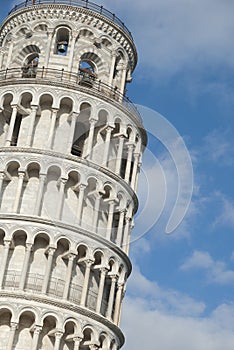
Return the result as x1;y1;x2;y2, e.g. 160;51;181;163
0;0;137;93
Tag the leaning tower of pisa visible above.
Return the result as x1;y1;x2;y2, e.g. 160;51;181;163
0;0;146;349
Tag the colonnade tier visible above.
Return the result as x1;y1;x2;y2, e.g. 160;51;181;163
0;85;146;193
0;150;137;252
0;224;127;326
0;1;137;94
0;298;122;349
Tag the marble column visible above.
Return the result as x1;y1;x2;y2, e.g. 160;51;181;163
116;210;125;246
63;253;75;300
106;200;115;240
67;112;78;153
0;239;11;288
56;177;67;220
26;105;38;147
130;152;140;189
32;326;42;350
47;108;58;149
113;282;124;324
6;37;14;68
33;173;46;215
80;259;93;306
75;184;86;225
115;135;125;175
120;64;127;95
124;144;134;183
0;171;5;201
92;194;101;233
85;118;97;160
54;331;63;350
106;275;117;320
13;171;25;213
5;105;18;146
102;126;113;167
96;267;108;313
19;243;32;290
41;247;55;294
7;322;18;350
73;336;83;350
122;217;131;253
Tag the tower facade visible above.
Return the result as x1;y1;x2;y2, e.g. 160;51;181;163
0;1;146;349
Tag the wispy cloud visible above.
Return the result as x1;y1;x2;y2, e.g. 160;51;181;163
180;250;234;285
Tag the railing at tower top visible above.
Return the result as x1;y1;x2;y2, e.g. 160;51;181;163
0;66;142;121
8;0;133;39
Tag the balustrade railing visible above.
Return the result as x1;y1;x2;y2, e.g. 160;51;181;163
8;0;132;39
0;67;142;121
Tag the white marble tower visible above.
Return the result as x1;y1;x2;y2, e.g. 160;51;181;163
0;0;146;349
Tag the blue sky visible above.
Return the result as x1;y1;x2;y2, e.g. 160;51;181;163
2;1;234;349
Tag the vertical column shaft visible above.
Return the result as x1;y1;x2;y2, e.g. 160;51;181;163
6;39;14;68
106;200;115;240
19;243;32;290
106;275;117;320
115;135;125;175
113;283;124;324
47;108;58;149
54;331;63;350
32;326;42;350
92;194;101;233
124;144;134;182
42;247;55;294
131;152;140;189
80;259;93;306
85;118;96;159
5;105;17;146
34;173;46;215
63;253;75;300
0;240;11;288
67;112;78;153
7;322;18;350
26;106;38;147
96;267;108;313
13;172;25;213
0;172;5;200
102;126;113;167
122;217;131;253
116;210;125;246
75;184;86;225
56;177;67;220
120;65;127;95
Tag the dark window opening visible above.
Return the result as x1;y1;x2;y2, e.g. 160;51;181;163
11;114;22;146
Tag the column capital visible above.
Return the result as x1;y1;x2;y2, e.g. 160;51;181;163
10;322;18;330
26;242;33;250
55;330;64;339
3;239;11;247
85;258;95;267
33;325;42;334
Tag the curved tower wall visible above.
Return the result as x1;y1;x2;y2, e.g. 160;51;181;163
0;1;147;349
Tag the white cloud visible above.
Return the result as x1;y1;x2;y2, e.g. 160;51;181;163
180;250;234;285
122;297;234;350
121;266;234;350
127;264;205;317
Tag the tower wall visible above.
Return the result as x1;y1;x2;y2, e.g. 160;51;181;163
0;1;146;349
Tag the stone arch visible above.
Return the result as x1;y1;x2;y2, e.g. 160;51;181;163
0;307;12;349
54;25;71;56
19;162;40;215
4;229;27;290
14;44;41;68
32;93;54;149
0;92;13;147
81;325;99;346
60;319;78;350
26;232;50;293
52;96;73;153
82;176;98;230
38;314;59;350
48;237;70;298
33;22;48;33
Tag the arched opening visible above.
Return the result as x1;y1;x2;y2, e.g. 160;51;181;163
14;311;35;348
55;27;70;56
71;102;91;157
0;308;12;348
38;316;57;350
